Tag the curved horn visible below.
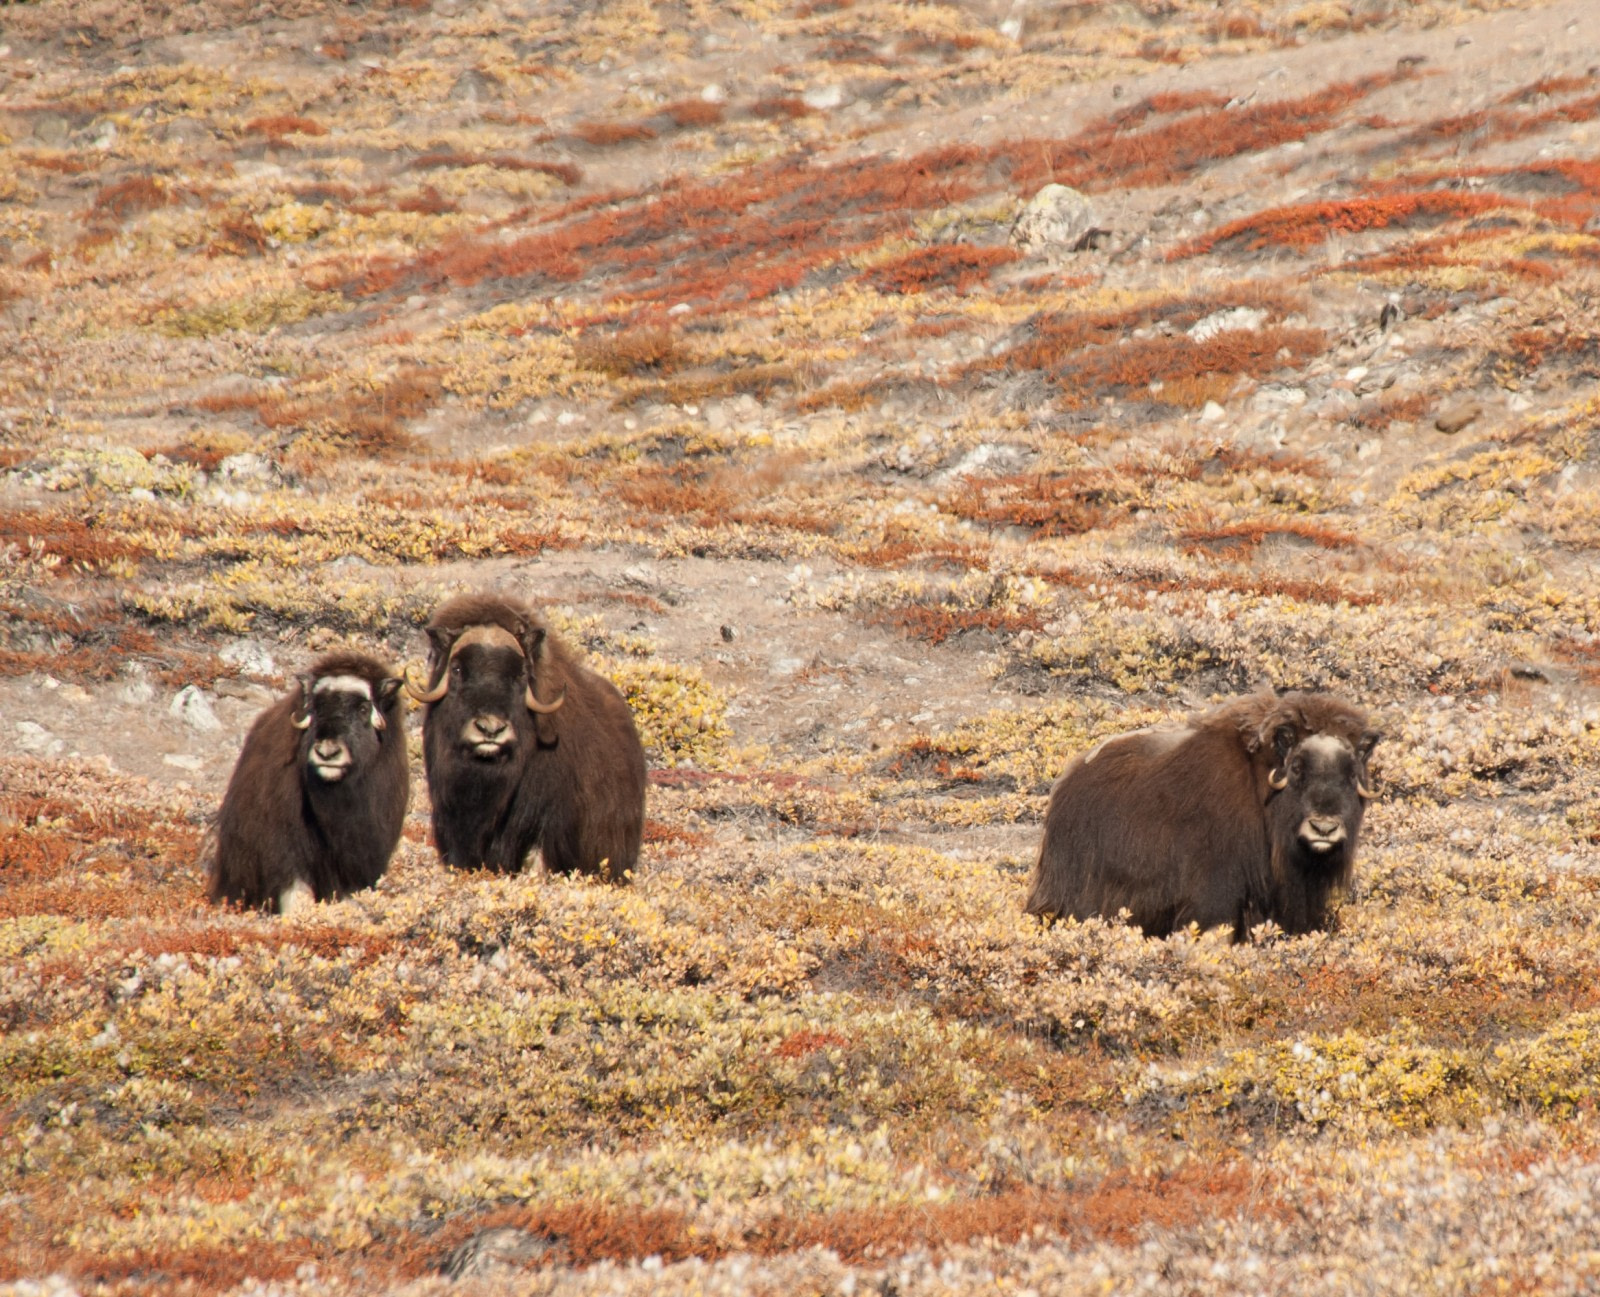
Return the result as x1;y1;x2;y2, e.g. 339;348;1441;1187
404;662;449;704
526;683;567;715
291;711;312;730
1267;767;1289;791
1356;777;1376;800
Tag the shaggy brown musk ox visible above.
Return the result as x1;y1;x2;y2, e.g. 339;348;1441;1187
1025;691;1379;940
408;593;646;881
208;651;409;913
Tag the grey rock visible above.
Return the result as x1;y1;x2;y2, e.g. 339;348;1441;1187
1189;307;1267;342
31;114;70;146
170;685;222;732
439;1227;556;1279
1435;400;1482;434
15;720;64;757
1010;184;1097;251
448;68;502;104
219;640;276;679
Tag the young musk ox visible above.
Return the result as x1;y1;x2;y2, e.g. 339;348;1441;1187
208;652;408;914
1025;690;1379;940
407;593;646;881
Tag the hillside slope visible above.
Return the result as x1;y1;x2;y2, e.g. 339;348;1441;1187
3;0;1600;1292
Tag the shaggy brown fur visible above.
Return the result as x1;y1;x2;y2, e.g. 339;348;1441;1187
416;593;647;881
1025;691;1379;940
208;651;409;912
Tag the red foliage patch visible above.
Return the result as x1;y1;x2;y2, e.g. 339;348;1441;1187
99;919;394;967
748;95;814;120
92;175;174;220
946;472;1117;537
1175;190;1512;257
661;98;725;130
874;604;1046;646
1001;73;1402;194
1178;517;1360;557
409;151;582;185
773;1029;850;1058
862;244;1020;294
572;120;658;147
0;509;149;569
243;114;328;140
340;71;1396;322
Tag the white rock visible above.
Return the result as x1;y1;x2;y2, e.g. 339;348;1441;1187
163;754;205;771
1189;307;1268;342
15;721;64;757
217;452;274;482
120;678;156;705
1200;401;1227;422
1010;184;1097;251
169;685;222;732
802;83;850;112
220;640;276;678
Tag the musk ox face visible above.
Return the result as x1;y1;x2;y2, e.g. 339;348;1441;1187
406;622;566;760
293;673;400;783
1265;722;1378;860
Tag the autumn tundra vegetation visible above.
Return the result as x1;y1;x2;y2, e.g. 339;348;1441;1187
1026;690;1379;938
206;651;409;914
410;593;647;880
3;0;1600;1292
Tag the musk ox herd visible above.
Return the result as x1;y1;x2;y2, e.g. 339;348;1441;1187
207;590;1379;942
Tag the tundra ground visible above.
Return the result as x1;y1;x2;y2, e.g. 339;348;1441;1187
3;0;1600;1292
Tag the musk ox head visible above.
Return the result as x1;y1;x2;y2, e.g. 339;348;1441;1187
1246;696;1379;865
292;671;403;783
405;620;566;759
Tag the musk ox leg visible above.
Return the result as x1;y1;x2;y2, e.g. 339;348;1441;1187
278;878;315;916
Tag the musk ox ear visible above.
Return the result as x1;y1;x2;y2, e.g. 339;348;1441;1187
1358;729;1381;761
290;674;314;730
374;676;402;727
425;625;457;668
1272;723;1297;763
520;624;562;746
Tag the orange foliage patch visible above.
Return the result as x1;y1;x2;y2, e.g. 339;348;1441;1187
343;72;1393;320
862;244;1020;294
874;604;1046;646
946;472;1118;537
1179;517;1360;557
773;1028;850;1058
243;113;328;140
573;120;657;146
748;95;814;120
205;367;442;458
1001;74;1401;193
384;1162;1274;1278
409;151;582;185
0;509;149;568
1176;190;1512;256
662;99;724;129
572;325;683;377
92;175;174;220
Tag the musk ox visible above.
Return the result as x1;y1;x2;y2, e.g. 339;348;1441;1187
208;652;409;914
1025;690;1379;940
407;593;646;881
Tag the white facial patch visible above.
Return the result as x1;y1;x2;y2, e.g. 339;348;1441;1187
312;674;385;727
313;675;373;699
1302;734;1353;763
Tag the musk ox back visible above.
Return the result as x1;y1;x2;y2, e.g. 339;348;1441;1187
408;593;646;881
208;652;409;914
1025;691;1379;940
